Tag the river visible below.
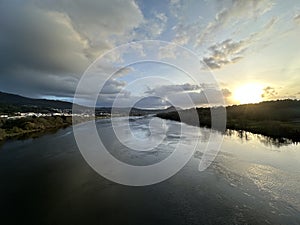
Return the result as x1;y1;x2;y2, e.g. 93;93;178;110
0;116;299;225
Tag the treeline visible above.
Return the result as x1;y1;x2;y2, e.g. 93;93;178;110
226;99;300;121
157;100;300;142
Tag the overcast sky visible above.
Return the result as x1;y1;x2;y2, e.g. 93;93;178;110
0;0;299;108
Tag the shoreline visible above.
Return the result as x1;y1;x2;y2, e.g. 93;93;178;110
156;112;300;143
156;100;300;143
1;113;299;145
0;115;108;143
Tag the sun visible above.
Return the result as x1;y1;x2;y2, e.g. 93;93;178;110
233;83;264;104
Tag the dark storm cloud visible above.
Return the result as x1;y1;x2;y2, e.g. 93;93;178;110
101;79;127;94
0;1;90;75
0;0;143;99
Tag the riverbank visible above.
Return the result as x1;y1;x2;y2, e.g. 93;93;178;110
0;115;103;141
156;100;300;142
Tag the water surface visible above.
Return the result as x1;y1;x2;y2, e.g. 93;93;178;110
0;117;299;225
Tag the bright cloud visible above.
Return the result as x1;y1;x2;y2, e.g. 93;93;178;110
0;0;299;107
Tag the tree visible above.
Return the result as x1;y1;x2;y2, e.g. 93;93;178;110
0;128;6;140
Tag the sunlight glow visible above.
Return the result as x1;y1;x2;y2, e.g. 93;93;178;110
233;83;264;104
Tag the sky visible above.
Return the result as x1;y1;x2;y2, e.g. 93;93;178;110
0;0;299;108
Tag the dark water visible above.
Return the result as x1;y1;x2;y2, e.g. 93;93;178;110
0;117;300;225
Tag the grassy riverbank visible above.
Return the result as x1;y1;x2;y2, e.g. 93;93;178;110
0;116;95;141
157;100;300;142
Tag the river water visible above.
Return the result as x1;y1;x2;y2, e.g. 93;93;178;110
0;117;299;225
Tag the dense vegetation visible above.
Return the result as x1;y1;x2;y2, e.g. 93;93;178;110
0;116;91;141
157;100;300;142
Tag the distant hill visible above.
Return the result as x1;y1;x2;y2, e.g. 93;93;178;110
0;91;83;114
0;91;177;115
95;106;178;116
129;106;178;116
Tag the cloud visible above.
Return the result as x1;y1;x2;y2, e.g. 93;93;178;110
247;16;279;46
262;86;278;98
201;15;279;70
100;95;170;109
145;83;201;96
158;44;177;59
172;19;204;46
294;14;300;24
0;70;79;99
167;88;227;107
37;0;144;49
0;0;295;108
101;79;127;95
222;88;232;97
134;96;170;109
169;0;182;19
202;39;247;69
0;0;144;99
196;0;274;45
276;94;297;100
97;91;132;107
0;2;90;75
112;67;135;78
170;0;277;53
155;12;168;24
144;83;202;108
144;83;227;108
135;11;168;39
95;82;229;108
